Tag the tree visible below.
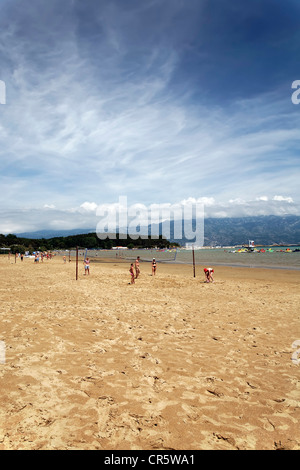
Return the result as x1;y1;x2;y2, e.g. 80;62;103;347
6;234;18;243
10;245;27;254
84;236;97;249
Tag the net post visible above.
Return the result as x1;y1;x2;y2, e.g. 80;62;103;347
192;245;196;278
76;246;79;280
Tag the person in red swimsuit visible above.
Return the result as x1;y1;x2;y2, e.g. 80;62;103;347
204;267;214;283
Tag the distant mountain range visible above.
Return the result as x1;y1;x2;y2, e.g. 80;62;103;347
15;215;300;247
16;228;95;240
201;215;300;246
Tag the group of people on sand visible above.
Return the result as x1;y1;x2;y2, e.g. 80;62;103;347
13;252;214;284
129;256;157;284
80;255;158;281
79;255;213;283
128;257;214;284
13;252;53;263
34;252;52;262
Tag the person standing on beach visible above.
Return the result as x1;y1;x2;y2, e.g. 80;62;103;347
135;256;140;279
84;257;90;275
204;267;214;283
129;263;135;284
152;258;157;276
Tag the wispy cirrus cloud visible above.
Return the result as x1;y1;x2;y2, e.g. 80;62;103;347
0;0;300;233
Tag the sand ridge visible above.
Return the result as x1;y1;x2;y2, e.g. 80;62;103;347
0;255;299;450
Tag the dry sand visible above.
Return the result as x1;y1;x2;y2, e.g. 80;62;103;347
0;254;299;450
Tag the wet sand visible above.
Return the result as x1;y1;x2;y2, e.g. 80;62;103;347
0;255;299;450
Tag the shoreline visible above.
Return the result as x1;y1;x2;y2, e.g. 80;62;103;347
2;253;299;271
89;256;300;271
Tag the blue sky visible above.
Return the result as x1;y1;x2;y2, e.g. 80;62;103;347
0;0;300;233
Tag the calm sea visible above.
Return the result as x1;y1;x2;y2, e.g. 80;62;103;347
173;247;300;270
79;246;300;270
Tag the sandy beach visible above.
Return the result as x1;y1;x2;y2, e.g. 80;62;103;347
0;254;299;450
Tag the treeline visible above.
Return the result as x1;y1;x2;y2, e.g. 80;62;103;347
0;232;178;253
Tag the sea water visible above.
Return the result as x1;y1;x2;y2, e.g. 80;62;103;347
80;246;300;270
175;247;300;270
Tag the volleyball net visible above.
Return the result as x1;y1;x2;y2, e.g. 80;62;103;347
59;247;177;263
53;247;178;279
118;248;178;263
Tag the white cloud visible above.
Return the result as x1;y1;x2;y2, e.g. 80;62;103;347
229;198;246;205
0;1;299;232
0;195;299;235
256;196;269;202
80;202;98;213
181;197;215;207
273;195;294;203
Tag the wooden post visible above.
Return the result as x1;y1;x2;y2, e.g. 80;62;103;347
76;247;79;280
192;245;196;278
